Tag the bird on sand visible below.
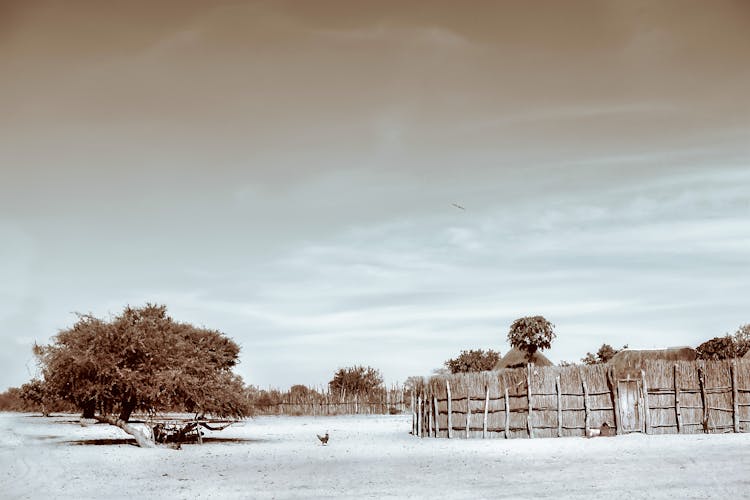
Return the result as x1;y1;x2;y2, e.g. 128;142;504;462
451;203;465;210
317;432;329;445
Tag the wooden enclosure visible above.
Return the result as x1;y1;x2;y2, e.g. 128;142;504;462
411;359;750;439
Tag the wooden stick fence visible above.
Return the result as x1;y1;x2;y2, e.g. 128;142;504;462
248;385;408;416
412;359;750;439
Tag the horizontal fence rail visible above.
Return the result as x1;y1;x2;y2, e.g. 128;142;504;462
410;359;750;439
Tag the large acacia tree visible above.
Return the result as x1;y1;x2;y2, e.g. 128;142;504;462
33;304;249;447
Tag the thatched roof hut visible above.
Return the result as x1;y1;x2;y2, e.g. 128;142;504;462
608;347;697;377
494;347;553;370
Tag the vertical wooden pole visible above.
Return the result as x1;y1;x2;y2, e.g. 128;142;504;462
428;392;433;437
504;387;510;439
417;394;422;438
732;360;740;433
699;366;709;433
466;392;471;439
526;364;534;438
673;364;682;434
581;375;590;437
641;369;651;434
483;385;490;439
433;396;440;437
555;375;562;438
608;367;622;435
411;390;416;435
446;380;453;439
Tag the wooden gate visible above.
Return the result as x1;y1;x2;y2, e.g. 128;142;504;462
617;379;644;433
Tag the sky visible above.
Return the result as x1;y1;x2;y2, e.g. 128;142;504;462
1;0;749;391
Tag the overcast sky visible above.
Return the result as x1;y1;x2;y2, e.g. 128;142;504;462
1;0;749;391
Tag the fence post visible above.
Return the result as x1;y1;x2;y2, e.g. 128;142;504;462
555;375;562;438
417;394;423;438
466;391;471;439
699;366;709;433
732;360;740;433
411;390;416;435
641;369;651;434
504;387;510;439
526;363;534;438
428;391;433;437
483;385;490;439
672;363;682;434
447;380;453;439
607;367;622;435
434;395;440;437
581;372;590;437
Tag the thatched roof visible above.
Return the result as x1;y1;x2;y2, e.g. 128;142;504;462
608;347;697;375
494;347;553;370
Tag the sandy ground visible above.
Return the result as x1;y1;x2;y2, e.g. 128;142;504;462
1;412;749;499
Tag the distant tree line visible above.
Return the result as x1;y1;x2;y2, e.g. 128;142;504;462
4;305;749;434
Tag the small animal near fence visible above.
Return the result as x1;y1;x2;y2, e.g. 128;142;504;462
410;359;750;439
249;386;408;416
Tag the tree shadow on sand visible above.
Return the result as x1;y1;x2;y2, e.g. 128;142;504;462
63;437;270;446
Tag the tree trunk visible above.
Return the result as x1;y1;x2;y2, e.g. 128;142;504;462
118;397;136;422
82;399;96;419
94;415;156;448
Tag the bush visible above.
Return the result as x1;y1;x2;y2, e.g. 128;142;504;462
445;349;500;373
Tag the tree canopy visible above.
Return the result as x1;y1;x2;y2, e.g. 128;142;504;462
507;316;556;361
696;326;750;360
733;324;750;358
444;349;501;374
581;343;628;365
328;365;383;396
34;304;250;426
696;336;739;360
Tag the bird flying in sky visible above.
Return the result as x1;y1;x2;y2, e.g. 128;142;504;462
452;203;465;210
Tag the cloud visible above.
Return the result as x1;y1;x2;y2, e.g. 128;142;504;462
314;24;473;49
1;0;748;390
